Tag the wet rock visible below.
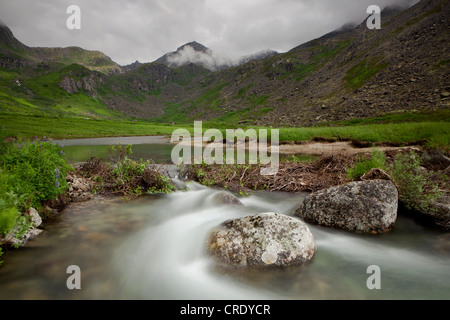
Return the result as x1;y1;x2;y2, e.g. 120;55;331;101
422;194;450;230
295;180;398;233
213;192;244;206
421;150;450;171
207;212;316;268
170;178;188;191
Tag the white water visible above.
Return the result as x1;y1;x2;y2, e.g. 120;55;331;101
0;182;449;300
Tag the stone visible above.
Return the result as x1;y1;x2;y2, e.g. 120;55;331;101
207;212;316;268
27;207;42;227
213;192;244;206
295;180;398;233
421;194;450;230
5;227;44;248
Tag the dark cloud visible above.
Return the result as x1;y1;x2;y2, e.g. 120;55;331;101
0;0;419;66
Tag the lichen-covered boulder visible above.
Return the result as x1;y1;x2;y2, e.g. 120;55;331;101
207;212;316;268
295;179;398;233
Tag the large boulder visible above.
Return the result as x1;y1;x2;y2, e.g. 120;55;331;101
295;180;398;233
207;212;316;268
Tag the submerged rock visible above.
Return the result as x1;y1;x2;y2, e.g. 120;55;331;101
207;212;316;268
213;192;244;206
295;180;398;233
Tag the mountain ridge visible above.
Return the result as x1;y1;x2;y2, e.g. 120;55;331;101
0;0;448;125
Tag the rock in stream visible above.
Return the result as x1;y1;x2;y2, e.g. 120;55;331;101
207;212;316;268
295;179;398;233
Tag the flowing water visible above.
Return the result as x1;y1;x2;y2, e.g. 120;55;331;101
0;137;449;300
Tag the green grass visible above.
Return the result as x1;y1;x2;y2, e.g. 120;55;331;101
0;64;122;119
276;122;449;146
345;57;388;90
2;114;448;152
0;115;185;140
347;150;386;180
214;106;274;124
326;109;450;126
278;39;353;82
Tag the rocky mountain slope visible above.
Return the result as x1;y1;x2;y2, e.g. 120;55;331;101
0;0;448;125
158;0;449;126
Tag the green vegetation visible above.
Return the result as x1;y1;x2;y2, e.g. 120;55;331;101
0;135;72;253
79;144;175;197
387;150;445;213
187;162;261;194
107;143;175;195
277;39;353;82
346;150;386;180
214;106;274;124
0;64;122;119
2;113;449;153
0;200;19;237
344;149;447;215
0;115;184;140
327;109;450;126
1;140;72;210
235;83;254;99
276;121;449;152
345;57;388;90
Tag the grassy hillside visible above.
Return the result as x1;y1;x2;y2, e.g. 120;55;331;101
0;64;123;119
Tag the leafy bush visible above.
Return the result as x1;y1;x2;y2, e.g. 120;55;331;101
143;168;176;194
113;157;150;185
347;150;386;180
0;199;19;236
387;151;443;212
1;141;72;210
79;144;175;197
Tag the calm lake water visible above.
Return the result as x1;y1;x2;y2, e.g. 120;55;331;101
55;136;175;163
0;136;448;300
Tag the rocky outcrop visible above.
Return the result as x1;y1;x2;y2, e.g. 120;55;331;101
207;212;316;268
59;75;98;97
3;208;44;248
295;180;398;233
66;173;94;202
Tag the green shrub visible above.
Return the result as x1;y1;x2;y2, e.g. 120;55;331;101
1;140;72;210
0;199;19;236
387;151;443;212
81;144;175;197
144;169;176;194
347;150;386;180
113;157;150;184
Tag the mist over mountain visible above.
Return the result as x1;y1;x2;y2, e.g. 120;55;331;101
155;41;277;72
0;0;448;126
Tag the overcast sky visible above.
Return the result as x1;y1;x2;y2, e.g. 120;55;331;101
0;0;419;66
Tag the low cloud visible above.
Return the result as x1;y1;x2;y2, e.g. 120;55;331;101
0;0;421;66
166;45;240;71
